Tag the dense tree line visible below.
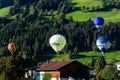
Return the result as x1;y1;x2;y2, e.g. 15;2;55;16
102;0;120;9
9;0;74;16
80;0;120;12
0;15;120;62
0;56;25;80
0;0;120;63
89;55;118;79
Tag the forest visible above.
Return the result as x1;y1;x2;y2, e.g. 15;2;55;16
0;0;120;79
0;0;119;65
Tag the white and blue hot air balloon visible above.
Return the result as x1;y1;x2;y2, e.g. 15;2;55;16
94;17;104;30
96;36;111;55
49;34;66;53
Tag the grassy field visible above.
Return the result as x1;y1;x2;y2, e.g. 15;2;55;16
51;51;120;64
76;51;120;64
66;10;120;22
0;6;12;17
67;0;120;22
51;53;70;61
71;0;102;8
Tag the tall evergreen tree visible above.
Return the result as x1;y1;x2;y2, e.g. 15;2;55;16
0;56;24;80
100;65;118;80
95;55;106;74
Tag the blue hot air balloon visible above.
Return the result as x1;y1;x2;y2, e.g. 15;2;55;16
94;17;104;30
96;36;111;55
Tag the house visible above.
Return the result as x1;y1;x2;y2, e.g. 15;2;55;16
35;60;90;80
24;66;39;79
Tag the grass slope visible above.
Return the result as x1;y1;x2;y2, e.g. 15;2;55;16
67;0;120;22
66;10;120;22
51;51;120;64
71;0;102;8
0;6;12;17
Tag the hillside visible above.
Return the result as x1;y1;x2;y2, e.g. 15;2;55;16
66;0;120;22
0;0;119;65
51;51;120;64
66;9;120;22
1;0;120;22
0;6;12;17
0;0;120;80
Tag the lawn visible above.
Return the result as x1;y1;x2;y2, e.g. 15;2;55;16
67;0;120;22
71;0;102;8
51;53;70;61
50;51;120;64
76;51;120;64
0;6;12;17
66;10;120;22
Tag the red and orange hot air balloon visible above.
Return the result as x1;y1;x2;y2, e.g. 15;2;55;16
8;43;17;55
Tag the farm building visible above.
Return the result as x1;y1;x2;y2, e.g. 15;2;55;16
35;60;90;80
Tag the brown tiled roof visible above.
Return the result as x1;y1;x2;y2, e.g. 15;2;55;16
36;60;89;71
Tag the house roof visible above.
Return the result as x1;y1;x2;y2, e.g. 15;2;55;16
24;65;40;71
36;60;90;71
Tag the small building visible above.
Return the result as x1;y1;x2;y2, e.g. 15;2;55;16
24;66;39;79
35;60;90;80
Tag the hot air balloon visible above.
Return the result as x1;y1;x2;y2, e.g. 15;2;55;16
94;17;104;30
49;34;66;53
8;43;16;55
96;36;111;55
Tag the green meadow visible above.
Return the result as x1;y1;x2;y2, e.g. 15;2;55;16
71;0;102;8
0;6;12;17
51;51;120;64
66;0;120;22
66;10;120;22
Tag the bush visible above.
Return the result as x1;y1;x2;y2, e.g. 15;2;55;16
100;65;118;80
42;73;51;80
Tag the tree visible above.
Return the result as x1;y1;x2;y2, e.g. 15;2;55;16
96;5;100;11
34;38;39;54
73;46;78;55
100;65;118;80
95;55;106;74
29;5;36;15
42;73;51;80
81;6;86;11
0;56;24;80
91;6;96;11
95;55;106;80
89;56;97;68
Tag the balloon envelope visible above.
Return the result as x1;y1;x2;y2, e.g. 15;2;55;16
8;43;16;55
49;34;66;53
94;17;104;30
96;36;111;53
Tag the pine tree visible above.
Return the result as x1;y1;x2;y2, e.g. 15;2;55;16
0;56;24;80
101;65;118;80
95;55;106;74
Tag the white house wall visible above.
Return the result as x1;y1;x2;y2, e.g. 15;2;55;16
50;78;60;80
117;64;120;71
